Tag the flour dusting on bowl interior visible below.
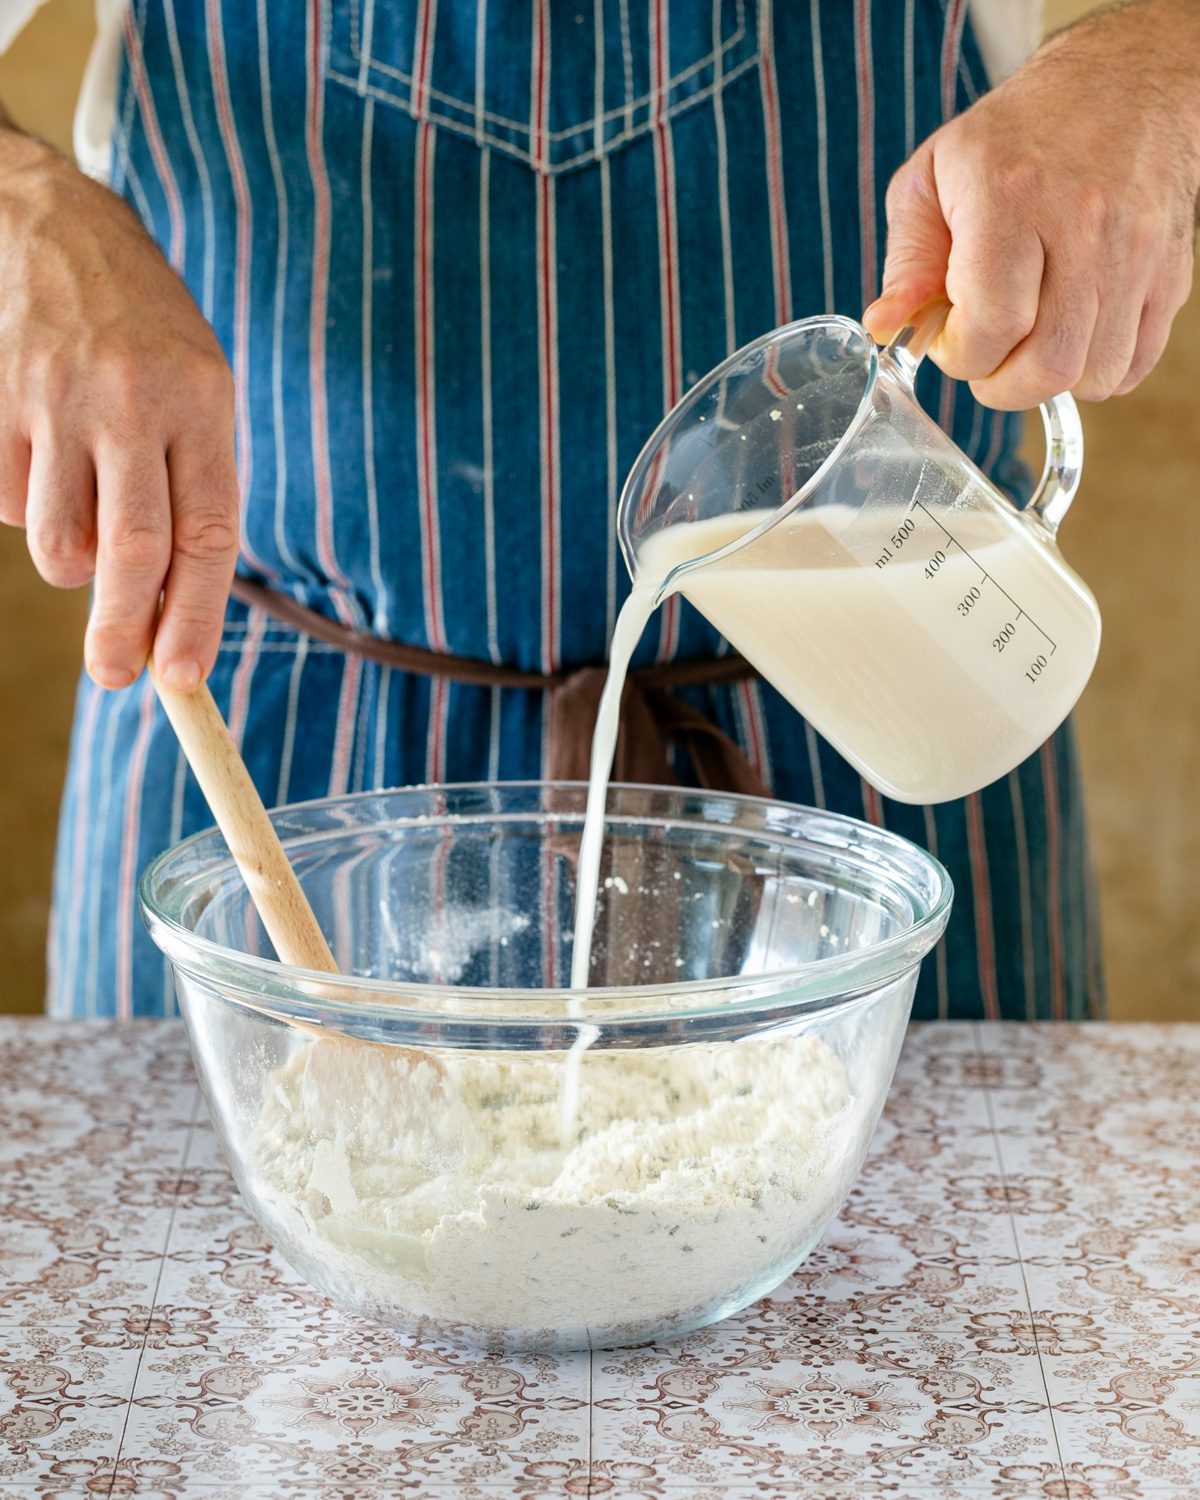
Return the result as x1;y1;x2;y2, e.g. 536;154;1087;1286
254;1030;859;1348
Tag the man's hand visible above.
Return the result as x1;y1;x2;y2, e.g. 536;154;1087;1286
0;129;239;690
863;0;1200;409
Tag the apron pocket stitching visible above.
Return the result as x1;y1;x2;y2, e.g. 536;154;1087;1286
330;0;760;172
327;50;762;175
345;0;752;140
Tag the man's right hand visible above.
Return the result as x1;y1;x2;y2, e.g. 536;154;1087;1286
0;128;239;691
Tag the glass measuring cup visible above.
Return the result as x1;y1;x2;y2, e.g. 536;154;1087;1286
619;305;1101;805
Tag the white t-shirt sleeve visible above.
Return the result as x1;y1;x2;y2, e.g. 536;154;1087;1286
0;0;52;54
73;0;124;180
968;0;1045;84
0;0;122;180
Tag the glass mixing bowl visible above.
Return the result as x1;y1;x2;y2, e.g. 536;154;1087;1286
140;782;951;1353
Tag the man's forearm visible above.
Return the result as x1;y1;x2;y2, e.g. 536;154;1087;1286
1044;0;1200;126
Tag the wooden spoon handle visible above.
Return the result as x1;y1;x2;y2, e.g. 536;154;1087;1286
148;665;339;975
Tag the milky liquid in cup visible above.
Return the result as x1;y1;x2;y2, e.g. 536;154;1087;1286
640;502;1101;805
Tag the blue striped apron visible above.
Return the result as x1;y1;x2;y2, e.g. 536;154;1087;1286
48;0;1104;1021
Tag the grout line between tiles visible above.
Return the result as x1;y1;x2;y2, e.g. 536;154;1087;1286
107;1083;202;1500
586;1344;594;1493
15;1488;1149;1498
975;1023;1068;1491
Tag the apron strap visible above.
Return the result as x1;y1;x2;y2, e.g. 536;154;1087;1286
230;576;771;799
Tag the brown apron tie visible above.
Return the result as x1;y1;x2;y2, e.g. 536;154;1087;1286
231;577;770;799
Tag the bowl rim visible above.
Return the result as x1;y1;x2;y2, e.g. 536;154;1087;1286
138;780;953;1030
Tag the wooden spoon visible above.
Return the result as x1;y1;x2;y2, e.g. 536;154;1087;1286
149;662;440;1069
149;664;341;975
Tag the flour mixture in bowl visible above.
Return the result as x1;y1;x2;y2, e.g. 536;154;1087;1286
255;1029;858;1350
142;784;951;1352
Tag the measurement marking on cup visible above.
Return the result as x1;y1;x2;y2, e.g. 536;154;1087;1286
910;500;1058;655
873;515;917;569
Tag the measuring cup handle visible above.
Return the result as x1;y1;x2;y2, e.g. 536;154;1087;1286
884;301;1083;537
883;298;951;384
1028;390;1084;537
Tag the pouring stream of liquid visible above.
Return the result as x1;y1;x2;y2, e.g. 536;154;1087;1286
558;580;660;1146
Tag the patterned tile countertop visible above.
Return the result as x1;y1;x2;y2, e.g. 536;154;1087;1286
0;1020;1197;1500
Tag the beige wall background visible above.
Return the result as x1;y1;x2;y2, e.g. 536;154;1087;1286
0;0;1196;1019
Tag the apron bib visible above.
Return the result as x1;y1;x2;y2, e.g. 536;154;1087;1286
49;0;1103;1021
